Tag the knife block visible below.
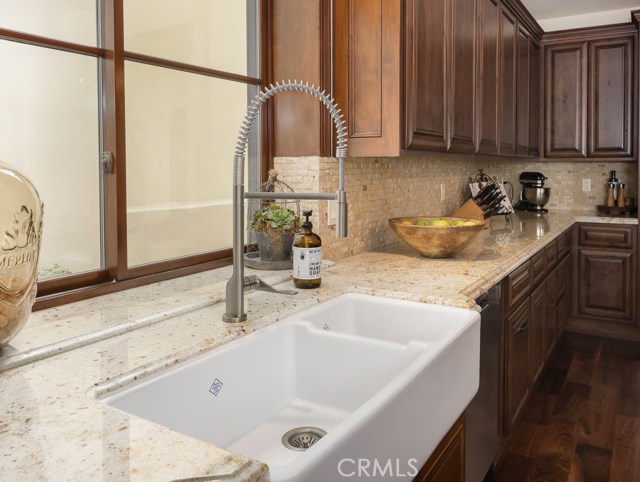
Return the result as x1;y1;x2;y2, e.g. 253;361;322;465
453;199;490;228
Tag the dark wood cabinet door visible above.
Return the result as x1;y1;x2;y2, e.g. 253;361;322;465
405;0;476;153
555;235;572;333
506;298;530;433
544;270;557;359
530;282;545;384
576;248;636;323
476;0;500;155
544;42;587;157
499;5;516;156
449;0;476;153
529;41;541;156
556;250;570;303
516;26;530;156
334;0;401;157
556;290;570;335
588;37;634;158
414;416;465;482
405;0;449;151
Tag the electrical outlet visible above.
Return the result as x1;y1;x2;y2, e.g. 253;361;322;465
582;178;591;192
327;200;337;226
440;183;446;202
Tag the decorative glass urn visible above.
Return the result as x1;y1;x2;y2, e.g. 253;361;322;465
0;162;44;345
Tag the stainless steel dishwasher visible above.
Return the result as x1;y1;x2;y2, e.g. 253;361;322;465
466;284;502;482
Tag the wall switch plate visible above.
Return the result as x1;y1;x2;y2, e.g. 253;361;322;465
582;179;591;192
441;183;446;202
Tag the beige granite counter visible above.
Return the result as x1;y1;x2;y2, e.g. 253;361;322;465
0;210;636;481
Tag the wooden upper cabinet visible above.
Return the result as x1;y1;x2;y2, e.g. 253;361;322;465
405;0;450;151
588;37;634;158
449;0;477;153
334;0;401;157
271;0;332;157
529;41;541;156
476;0;500;155
333;0;540;158
516;26;530;156
544;42;588;157
542;26;636;160
405;0;477;152
499;6;516;156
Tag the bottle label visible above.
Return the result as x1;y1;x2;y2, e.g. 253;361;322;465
293;247;322;280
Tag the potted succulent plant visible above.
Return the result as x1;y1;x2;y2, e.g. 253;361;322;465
252;202;299;262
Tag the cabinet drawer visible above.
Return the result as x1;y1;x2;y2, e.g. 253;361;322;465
545;241;557;268
556;229;572;259
531;249;546;286
555;253;571;304
504;260;532;312
578;224;634;249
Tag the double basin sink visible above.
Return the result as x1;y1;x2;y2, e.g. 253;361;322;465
100;293;480;481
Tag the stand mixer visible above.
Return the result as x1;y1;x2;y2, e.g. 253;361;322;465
514;172;550;213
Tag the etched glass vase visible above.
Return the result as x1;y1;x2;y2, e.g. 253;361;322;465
0;162;44;345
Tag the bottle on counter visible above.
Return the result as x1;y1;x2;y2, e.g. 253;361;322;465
607;183;616;207
617;183;626;207
609;170;619;202
293;210;322;289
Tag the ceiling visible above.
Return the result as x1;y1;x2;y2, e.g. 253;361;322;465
521;0;640;21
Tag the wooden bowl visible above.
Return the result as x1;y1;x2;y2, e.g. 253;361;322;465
388;217;484;258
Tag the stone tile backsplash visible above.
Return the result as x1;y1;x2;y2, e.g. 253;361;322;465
275;156;637;261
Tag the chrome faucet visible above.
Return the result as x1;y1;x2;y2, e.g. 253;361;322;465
223;80;349;323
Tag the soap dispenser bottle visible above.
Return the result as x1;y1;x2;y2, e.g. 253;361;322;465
293;210;322;289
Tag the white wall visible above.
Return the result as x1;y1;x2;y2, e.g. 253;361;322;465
540;7;640;31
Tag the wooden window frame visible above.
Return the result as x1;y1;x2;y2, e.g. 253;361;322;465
1;0;272;310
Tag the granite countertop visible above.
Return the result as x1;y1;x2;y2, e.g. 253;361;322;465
0;210;636;481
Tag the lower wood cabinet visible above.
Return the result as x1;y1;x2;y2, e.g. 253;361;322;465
573;223;637;325
576;249;634;321
503;227;574;435
543;270;557;359
530;282;545;383
414;415;465;482
555;252;572;333
505;298;530;432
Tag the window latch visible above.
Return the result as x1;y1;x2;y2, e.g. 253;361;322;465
101;151;114;174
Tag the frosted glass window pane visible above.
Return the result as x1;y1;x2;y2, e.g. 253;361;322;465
0;41;101;278
125;61;252;266
124;0;258;76
0;0;97;46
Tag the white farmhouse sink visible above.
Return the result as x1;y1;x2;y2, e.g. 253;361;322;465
296;292;478;345
100;294;480;481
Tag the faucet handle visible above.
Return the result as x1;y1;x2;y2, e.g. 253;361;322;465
243;275;298;295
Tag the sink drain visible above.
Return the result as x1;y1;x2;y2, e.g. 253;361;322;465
282;427;327;451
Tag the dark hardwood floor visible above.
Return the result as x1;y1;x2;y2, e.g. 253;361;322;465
492;332;640;482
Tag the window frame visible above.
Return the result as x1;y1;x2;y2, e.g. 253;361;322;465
0;0;272;310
